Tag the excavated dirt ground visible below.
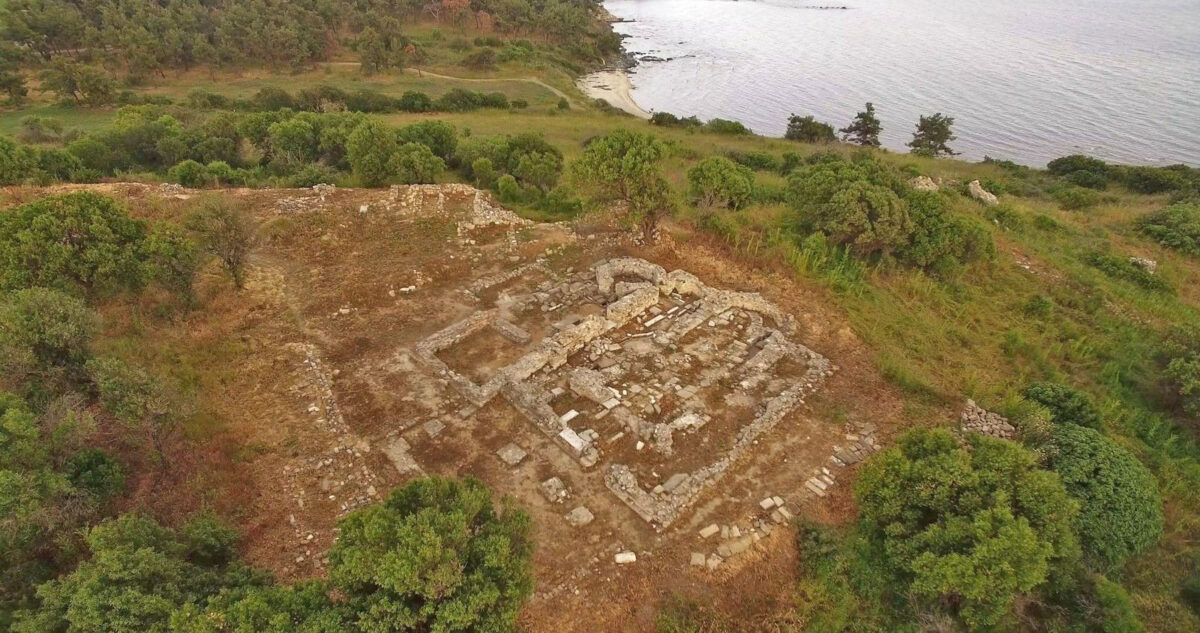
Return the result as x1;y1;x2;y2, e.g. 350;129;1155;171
3;183;910;632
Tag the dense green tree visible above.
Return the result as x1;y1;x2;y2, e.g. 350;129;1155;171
1047;424;1163;571
0;288;97;384
785;114;836;143
0;192;148;295
13;514;261;633
840;102;882;146
0;390;111;626
37;60;115;106
346;119;399;187
907;112;957;157
687;156;754;209
396;120;457;160
356;26;388;75
168;160;210;188
389;142;445;184
571;129;675;242
329;477;534;633
184;197;256;290
513;151;562;193
268;117;319;167
0;135;39;185
854;428;1078;629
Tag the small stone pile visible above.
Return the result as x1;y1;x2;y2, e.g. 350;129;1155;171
960;399;1015;439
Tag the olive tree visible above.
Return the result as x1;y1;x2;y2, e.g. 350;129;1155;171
346;119;399;187
571;129;675;242
687;156;754;209
389;142;444;184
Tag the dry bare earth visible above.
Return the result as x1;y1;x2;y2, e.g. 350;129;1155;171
3;183;912;632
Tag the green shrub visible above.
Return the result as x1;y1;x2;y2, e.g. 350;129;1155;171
396;91;433;112
346;119;398;187
396;120;457;160
0;135;40;184
471;157;497;188
557;97;570;110
168;159;210;187
726;151;781;172
1137;201;1200;256
0;287;98;375
1065;168;1110;190
687;156;754;209
1024;294;1054;317
1047;154;1109;177
902;190;994;272
328;477;533;633
785;114;836;143
389;142;444;184
65;449;125;501
0;192;149;295
703;118;750;135
1090;574;1145;633
496;174;521;202
854;428;1078;629
1084;251;1172;293
1122;166;1184;194
204;160;234;185
1048;424;1163;570
1052;185;1101;210
1022;382;1103;429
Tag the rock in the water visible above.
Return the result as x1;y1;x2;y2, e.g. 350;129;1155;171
968;180;999;206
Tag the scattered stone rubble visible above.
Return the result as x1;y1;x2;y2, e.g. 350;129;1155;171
968;180;999;206
278;343;386;573
689;492;797;571
385;184;530;234
960;399;1016;439
409;257;834;529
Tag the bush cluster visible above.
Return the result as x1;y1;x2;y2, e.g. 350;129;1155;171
787;152;993;272
648;112;750;135
1137;201;1200;256
1083;251;1173;293
1048;154;1199;194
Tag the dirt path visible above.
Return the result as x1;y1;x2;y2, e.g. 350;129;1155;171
320;61;580;107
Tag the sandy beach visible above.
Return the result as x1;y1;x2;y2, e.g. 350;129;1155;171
577;69;651;119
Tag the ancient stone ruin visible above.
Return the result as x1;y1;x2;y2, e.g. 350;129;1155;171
410;257;833;529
